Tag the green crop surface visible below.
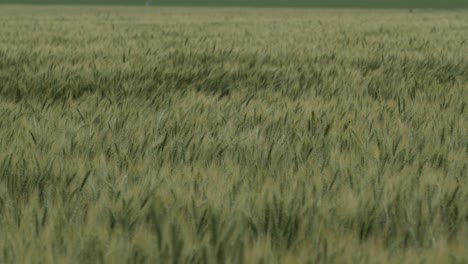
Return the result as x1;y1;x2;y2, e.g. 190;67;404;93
0;5;467;264
1;0;468;8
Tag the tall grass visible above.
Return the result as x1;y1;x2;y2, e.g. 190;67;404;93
0;6;467;263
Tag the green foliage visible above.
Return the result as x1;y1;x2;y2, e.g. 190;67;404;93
1;0;468;8
0;6;467;263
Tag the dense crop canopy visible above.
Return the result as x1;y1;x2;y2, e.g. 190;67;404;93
0;6;467;263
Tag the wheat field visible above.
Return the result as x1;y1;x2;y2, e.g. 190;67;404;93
0;6;467;263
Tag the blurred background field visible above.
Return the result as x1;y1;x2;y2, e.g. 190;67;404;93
0;0;468;8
